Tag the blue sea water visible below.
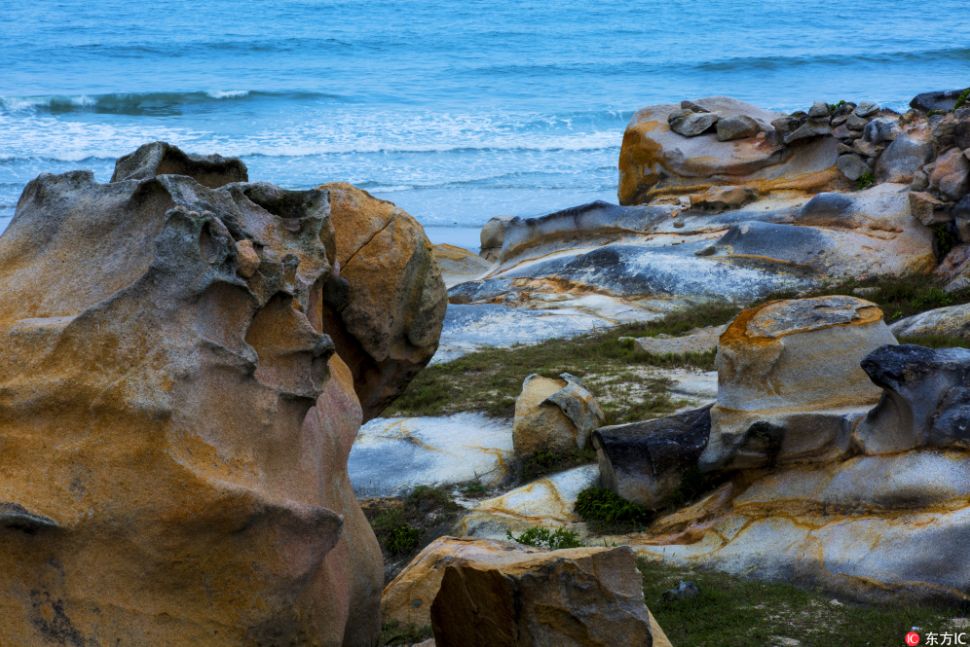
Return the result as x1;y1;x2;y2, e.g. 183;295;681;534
1;0;969;244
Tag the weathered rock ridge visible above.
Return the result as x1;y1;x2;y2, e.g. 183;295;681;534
0;143;446;645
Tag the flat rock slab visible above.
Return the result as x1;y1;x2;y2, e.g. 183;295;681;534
891;303;970;341
456;464;599;539
348;413;512;496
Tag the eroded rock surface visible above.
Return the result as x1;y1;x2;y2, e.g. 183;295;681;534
0;148;384;645
383;537;672;647
513;373;605;457
321;182;447;420
703;296;896;471
427;541;663;647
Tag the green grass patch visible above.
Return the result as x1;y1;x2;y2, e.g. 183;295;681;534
507;526;583;549
955;87;970;110
516;447;598;482
854;170;876;190
386;301;739;420
639;559;967;647
575;486;654;534
898;334;970;349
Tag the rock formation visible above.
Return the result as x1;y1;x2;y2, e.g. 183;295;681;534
589;298;969;603
0;144;439;645
513;373;604;457
382;537;672;647
320;182;447;420
890;302;970;341
703;295;896;470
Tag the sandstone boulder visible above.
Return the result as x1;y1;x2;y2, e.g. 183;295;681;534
716;114;761;142
321;182;447;420
668;108;718;137
890;303;970;341
619;97;840;206
428;541;663;647
594;405;712;508
854;344;970;454
0;149;383;645
513;373;605;457
702;296;896;470
384;537;672;647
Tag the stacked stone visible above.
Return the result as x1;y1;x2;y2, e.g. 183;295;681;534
907;101;970;251
773;100;889;181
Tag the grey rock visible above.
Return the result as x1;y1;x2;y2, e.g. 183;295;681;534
716;114;761;141
846;113;868;131
669;110;719;137
837;142;855;155
808;101;830;118
931;108;970;151
799;192;854;221
784;120;831;144
855;345;970;454
852;139;883;159
111;141;248;187
855;101;880;118
681;99;710;113
910;170;930;191
891;302;970;342
831;113;850;127
875;134;934;183
837;154;870;181
862;118;898;144
832;124;855;140
771;115;802;140
593;405;712;508
910;88;969;112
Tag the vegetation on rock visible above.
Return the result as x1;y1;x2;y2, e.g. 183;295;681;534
575;486;654;533
507;526;583;549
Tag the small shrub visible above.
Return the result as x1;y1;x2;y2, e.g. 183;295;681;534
955;87;970;110
855;171;876;190
460;480;488;497
507;526;582;549
575;486;653;533
932;222;959;262
386;524;420;555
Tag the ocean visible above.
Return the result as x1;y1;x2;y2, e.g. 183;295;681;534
2;0;969;245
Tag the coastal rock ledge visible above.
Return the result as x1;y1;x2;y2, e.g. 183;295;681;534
0;143;449;645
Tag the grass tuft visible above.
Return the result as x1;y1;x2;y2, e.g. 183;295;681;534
639;559;968;647
575;486;653;534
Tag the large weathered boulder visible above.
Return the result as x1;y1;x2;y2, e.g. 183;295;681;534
910;88;969;113
320;182;447;420
890;302;970;341
874;132;933;183
513;373;605;457
0;149;382;645
854;344;970;454
383;537;672;647
425;540;665;647
702;296;896;470
619;97;841;205
594;405;712;508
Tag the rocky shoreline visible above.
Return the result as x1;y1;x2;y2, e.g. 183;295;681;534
0;87;968;645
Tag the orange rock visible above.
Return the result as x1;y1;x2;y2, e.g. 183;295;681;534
0;146;383;645
321;182;447;420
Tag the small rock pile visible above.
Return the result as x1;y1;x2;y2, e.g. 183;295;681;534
907;106;970;247
774;100;887;181
668;99;766;141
